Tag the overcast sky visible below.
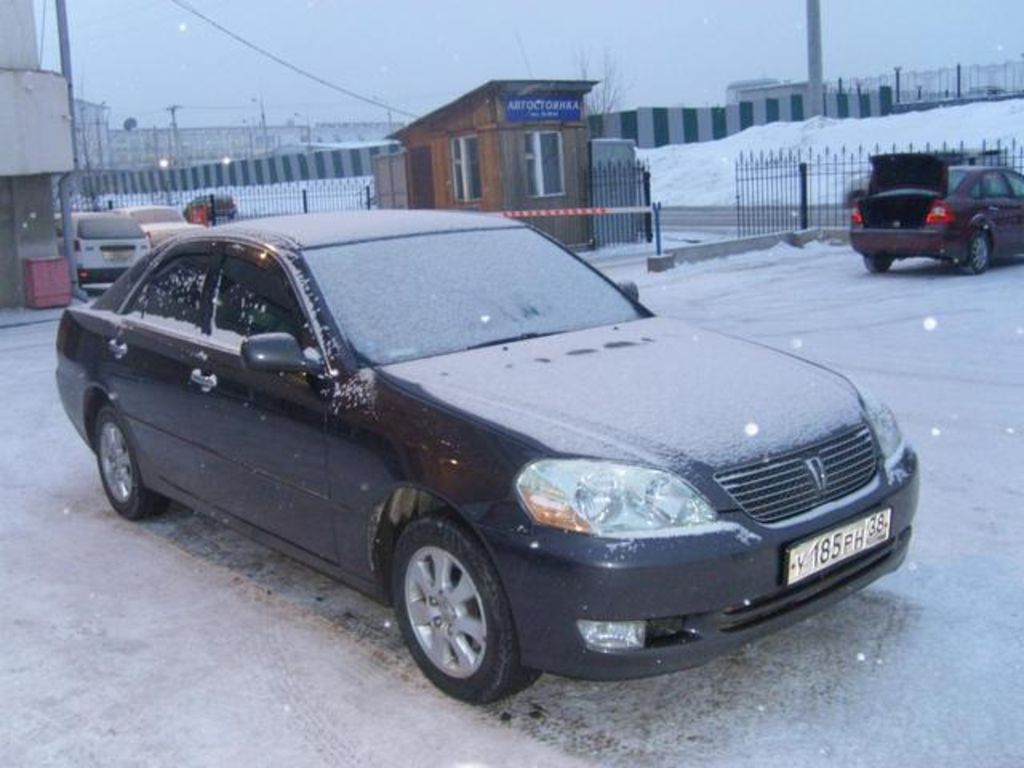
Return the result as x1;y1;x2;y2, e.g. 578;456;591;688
33;0;1024;129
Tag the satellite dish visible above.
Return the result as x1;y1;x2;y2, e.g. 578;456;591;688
123;117;138;131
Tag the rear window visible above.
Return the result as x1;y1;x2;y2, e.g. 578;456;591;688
77;217;145;240
948;170;968;194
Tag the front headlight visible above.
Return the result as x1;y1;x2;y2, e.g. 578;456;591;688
515;460;717;538
859;387;904;461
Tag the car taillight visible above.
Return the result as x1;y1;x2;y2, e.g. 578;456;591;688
925;200;955;225
851;205;864;226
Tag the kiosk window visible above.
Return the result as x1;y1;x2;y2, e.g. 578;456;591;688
525;131;564;197
450;135;482;202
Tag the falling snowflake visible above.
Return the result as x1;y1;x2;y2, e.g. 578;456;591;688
177;22;188;32
789;338;804;350
744;422;760;437
922;316;938;332
930;427;942;437
856;652;866;662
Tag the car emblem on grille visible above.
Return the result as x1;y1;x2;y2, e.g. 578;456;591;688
805;456;828;493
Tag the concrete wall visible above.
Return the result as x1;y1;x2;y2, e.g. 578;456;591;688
0;175;61;307
0;0;39;69
0;70;75;175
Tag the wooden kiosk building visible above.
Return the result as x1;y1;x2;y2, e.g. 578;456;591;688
390;80;597;245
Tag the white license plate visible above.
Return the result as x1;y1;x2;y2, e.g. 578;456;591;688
785;508;892;586
101;248;134;262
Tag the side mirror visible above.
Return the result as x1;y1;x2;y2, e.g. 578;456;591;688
618;280;640;303
241;332;320;374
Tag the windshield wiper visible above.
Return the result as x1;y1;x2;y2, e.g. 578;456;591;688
464;332;554;351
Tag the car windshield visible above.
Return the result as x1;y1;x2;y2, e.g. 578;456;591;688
77;216;145;240
128;208;183;224
302;227;644;365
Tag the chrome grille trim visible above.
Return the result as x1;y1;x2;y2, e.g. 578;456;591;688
715;426;878;523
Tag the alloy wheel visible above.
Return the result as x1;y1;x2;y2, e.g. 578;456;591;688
404;545;487;679
99;421;134;504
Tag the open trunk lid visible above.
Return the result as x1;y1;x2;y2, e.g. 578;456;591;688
869;153;947;195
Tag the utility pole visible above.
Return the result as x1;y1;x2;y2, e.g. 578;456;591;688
55;0;81;293
806;0;824;117
166;104;182;164
252;95;269;155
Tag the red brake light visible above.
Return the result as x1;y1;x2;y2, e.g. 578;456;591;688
925;200;955;225
850;205;864;226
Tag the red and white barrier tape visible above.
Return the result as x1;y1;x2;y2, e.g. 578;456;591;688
500;206;651;218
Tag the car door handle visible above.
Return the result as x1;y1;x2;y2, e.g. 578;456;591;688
107;338;128;360
190;369;218;393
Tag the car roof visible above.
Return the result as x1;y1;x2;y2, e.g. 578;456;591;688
203;210;523;250
116;205;180;213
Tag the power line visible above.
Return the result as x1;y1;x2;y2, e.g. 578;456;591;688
166;0;417;119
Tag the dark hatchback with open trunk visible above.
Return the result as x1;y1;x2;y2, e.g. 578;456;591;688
851;153;1024;274
56;210;918;703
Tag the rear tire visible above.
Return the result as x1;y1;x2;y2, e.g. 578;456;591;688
94;406;167;521
961;230;991;275
392;516;539;703
863;254;893;273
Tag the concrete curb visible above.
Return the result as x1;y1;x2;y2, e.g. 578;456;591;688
647;227;850;272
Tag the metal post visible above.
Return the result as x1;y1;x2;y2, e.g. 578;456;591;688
653;202;662;256
895;67;902;104
956;63;962;99
55;0;82;295
302;188;308;214
209;193;217;226
806;0;824;117
365;185;372;210
798;162;810;230
642;168;652;243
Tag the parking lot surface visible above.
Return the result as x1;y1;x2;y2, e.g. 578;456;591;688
3;241;1022;767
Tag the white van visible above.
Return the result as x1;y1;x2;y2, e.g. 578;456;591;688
58;213;150;285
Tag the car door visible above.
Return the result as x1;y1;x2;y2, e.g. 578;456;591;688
1000;170;1024;252
187;243;337;562
979;171;1016;255
110;245;215;497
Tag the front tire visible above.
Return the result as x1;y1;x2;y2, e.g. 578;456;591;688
962;230;991;275
94;406;167;520
863;254;893;273
392;516;538;703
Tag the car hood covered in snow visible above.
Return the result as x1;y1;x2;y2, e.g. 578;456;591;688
381;317;866;473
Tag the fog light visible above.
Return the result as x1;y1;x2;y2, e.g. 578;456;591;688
577;620;646;651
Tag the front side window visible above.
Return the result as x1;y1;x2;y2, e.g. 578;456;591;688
450;135;482;202
211;251;308;346
1002;171;1024;198
524;131;565;196
126;252;210;332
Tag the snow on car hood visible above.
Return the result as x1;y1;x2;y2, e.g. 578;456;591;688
381;316;866;471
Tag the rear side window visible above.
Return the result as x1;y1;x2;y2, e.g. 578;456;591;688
211;252;308;345
981;172;1011;198
125;253;211;331
77;216;145;240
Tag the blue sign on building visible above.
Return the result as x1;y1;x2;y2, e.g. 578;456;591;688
505;93;582;123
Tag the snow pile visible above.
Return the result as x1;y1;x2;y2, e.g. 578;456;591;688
641;99;1024;206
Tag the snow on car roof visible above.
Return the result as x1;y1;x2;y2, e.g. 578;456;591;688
206;210;522;250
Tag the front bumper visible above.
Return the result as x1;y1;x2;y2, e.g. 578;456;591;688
850;227;964;261
481;449;919;680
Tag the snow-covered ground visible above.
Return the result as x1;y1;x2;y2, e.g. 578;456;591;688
643;99;1024;206
2;244;1023;766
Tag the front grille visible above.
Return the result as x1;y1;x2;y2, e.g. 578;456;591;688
714;425;878;523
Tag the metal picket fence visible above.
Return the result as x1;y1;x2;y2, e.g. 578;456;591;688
736;138;1024;237
69;175;375;223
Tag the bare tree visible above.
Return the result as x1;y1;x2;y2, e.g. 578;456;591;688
576;48;628;116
